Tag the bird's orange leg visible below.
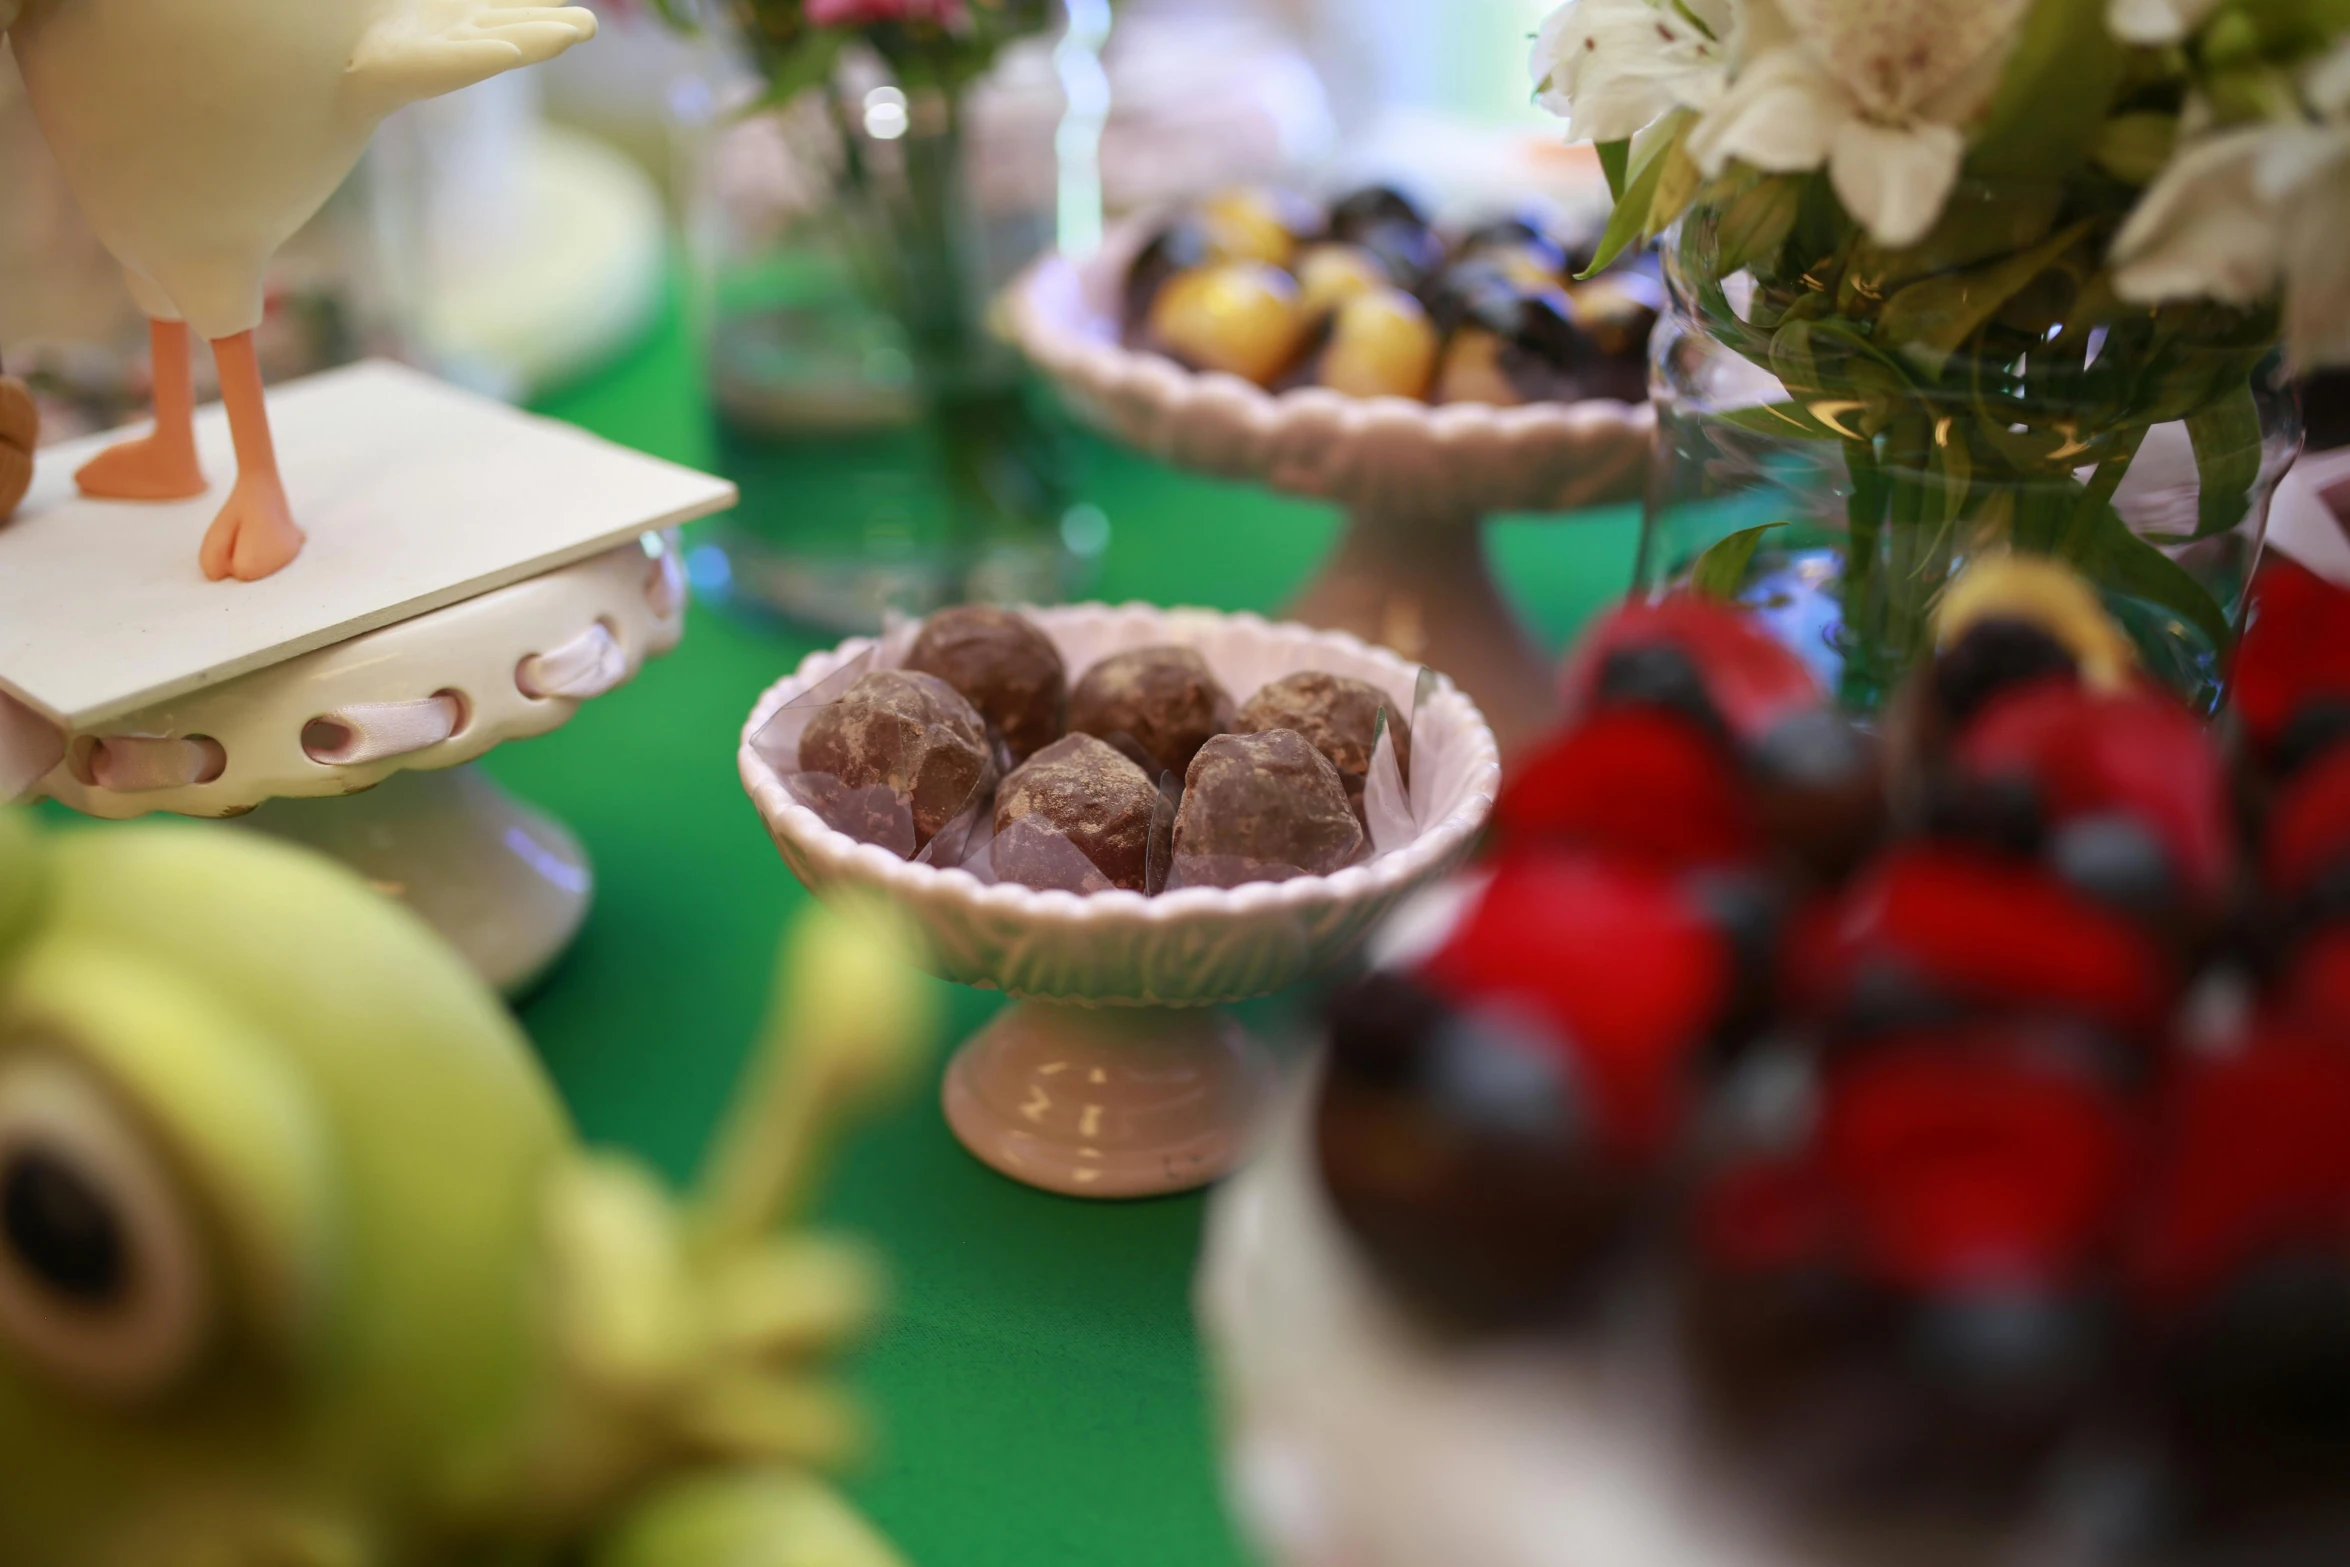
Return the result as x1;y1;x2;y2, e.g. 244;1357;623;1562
197;332;304;583
76;318;207;501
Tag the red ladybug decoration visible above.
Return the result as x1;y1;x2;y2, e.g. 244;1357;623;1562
2232;554;2350;775
1794;846;2174;1043
1561;595;1823;743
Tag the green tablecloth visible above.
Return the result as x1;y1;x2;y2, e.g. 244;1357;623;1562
508;303;1638;1567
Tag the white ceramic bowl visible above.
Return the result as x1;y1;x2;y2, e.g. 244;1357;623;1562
1006;229;1656;753
739;603;1502;1198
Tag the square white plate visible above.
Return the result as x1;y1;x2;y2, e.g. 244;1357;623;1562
0;360;736;726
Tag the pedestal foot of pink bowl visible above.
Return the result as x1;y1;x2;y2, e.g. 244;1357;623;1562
942;1000;1278;1199
1285;503;1561;757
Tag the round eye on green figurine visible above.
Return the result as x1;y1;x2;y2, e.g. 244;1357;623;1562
0;811;927;1567
0;1052;212;1401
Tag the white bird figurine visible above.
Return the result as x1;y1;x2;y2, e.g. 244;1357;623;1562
3;0;597;581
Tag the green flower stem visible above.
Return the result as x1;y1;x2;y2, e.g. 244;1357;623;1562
1841;438;1888;707
2059;424;2149;563
1883;418;1943;678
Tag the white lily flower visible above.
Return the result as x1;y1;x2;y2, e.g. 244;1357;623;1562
2113;41;2350;368
2107;0;2226;46
2110;130;2282;305
1529;0;1737;145
1685;0;2029;248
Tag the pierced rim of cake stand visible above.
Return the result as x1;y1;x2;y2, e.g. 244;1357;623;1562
19;532;686;994
1005;235;1656;753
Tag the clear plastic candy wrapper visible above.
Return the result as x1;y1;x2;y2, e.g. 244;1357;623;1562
1164;667;1430;891
748;619;998;866
960;733;1181;896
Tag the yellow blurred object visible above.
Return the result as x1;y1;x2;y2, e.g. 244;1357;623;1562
1936;554;2139;692
1149;261;1308;387
1488;242;1565;291
1295;244;1391;319
1197;187;1314;269
1434;328;1524;408
1319;289;1439;401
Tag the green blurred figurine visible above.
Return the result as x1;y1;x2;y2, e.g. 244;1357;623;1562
0;810;932;1566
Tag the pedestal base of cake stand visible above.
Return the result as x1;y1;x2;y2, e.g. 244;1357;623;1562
237;766;590;999
1286;502;1558;757
942;1000;1278;1200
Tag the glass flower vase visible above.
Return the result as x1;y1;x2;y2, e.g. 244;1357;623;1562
679;65;1078;634
1638;202;2302;713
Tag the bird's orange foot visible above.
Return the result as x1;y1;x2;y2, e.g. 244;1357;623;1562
199;476;305;582
77;433;206;501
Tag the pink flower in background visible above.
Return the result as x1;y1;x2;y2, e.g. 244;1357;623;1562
806;0;968;25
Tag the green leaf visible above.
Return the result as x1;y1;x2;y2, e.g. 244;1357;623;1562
1645;138;1705;241
1877;222;2096;377
749;34;849;111
1937;421;1974;530
2186;384;2265;541
1717;401;1845;440
1969;0;2127;183
1583;112;1692;278
1714;177;1804;275
1599;140;1632;205
1691;523;1787;599
2068;504;2233;650
1770;317;1822;392
2093;113;2179;186
1837;185;2066;317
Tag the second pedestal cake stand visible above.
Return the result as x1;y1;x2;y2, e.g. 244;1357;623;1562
1008;238;1654;754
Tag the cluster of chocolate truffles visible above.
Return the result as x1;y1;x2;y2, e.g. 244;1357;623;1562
796;607;1413;893
1124;185;1659;406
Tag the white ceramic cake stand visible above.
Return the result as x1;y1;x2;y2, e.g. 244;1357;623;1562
1007;235;1655;755
0;362;737;994
1199;1086;1814;1567
740;603;1501;1200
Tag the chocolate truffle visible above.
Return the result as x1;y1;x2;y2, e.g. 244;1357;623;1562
1172;730;1366;887
905;606;1068;764
1069;645;1236;779
1239;671;1411;795
797;670;995;855
993;734;1163;894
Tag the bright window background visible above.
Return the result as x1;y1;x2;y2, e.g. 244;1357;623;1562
1301;0;1558;131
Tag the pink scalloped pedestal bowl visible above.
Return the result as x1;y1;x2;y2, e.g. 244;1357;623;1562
739;603;1502;1199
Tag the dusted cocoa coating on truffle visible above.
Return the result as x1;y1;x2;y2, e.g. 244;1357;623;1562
905;606;1069;764
797;670;995;853
1239;670;1411;792
1069;645;1236;779
1172;730;1366;887
993;734;1162;893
